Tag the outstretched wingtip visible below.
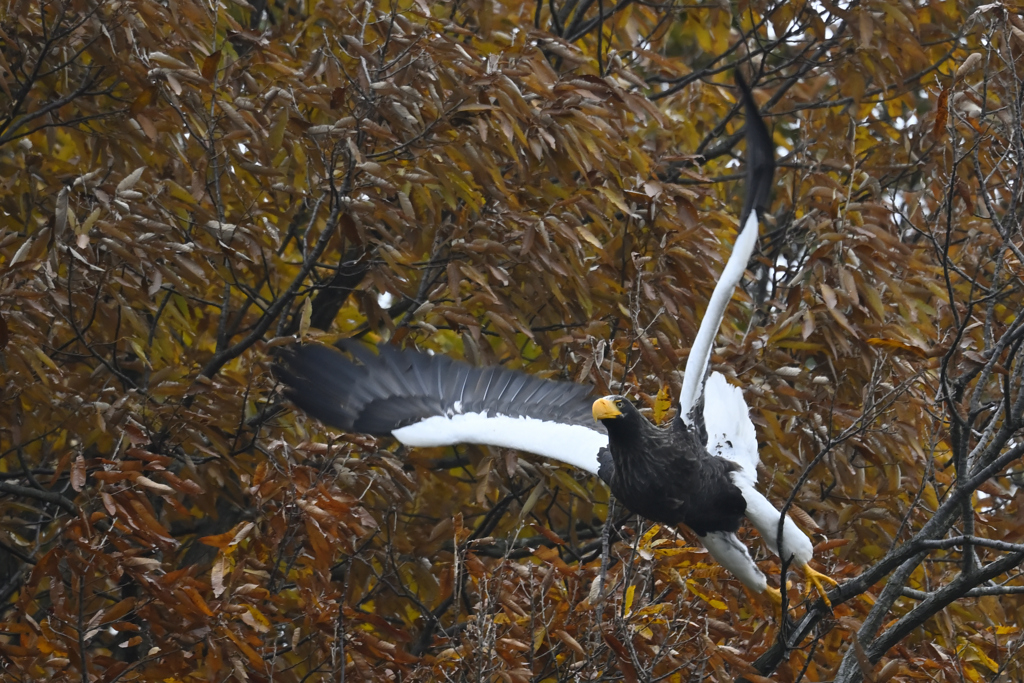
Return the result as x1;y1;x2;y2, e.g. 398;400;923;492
273;343;368;432
734;71;776;226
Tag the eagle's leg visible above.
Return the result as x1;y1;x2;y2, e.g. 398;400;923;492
802;563;838;607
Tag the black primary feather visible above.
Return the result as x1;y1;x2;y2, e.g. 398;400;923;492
735;71;776;228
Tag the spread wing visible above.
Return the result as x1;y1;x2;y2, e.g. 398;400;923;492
276;342;608;476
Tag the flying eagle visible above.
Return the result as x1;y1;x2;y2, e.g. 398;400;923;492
277;75;835;607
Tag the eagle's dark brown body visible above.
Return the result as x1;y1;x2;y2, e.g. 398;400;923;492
596;401;747;536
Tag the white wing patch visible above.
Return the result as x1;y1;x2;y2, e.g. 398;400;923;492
393;412;606;475
703;372;759;488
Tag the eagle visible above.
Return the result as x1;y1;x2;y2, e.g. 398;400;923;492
277;74;835;607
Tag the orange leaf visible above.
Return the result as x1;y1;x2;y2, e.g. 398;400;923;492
866;338;927;357
200;529;238;549
221;627;264;669
184;587;215;617
530;523;565;546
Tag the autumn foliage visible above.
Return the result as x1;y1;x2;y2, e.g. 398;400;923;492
3;0;1024;681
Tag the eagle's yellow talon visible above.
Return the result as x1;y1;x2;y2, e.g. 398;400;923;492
803;564;838;607
764;580;792;617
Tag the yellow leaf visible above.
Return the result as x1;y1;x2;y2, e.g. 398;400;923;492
268;107;288;151
635;603;671;619
298;296;312;337
624;584;636;616
820;283;837;309
686;580;727;610
652;385;671;425
79;207;101;235
129;340;150;367
966;643;1000;673
552;470;591;500
596;186;633;217
165;180;198;206
532;627;546;653
242;605;271;633
866;338;927;357
33;346;60;372
776;341;827;351
861;282;886;318
639;524;661;549
518;482;545;521
576;225;603;249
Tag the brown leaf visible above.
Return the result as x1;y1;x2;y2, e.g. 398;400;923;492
100;492;117;516
211;554;228;598
932;86;949;137
853;638;877;682
135;475;174;495
201;50;221;81
554;629;586;657
71;455;86;492
820;283;838;309
602;629;638;683
102;597;137;623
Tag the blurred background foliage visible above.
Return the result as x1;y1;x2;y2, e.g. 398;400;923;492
2;0;1024;681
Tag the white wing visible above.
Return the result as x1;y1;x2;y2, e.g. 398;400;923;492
394;413;605;475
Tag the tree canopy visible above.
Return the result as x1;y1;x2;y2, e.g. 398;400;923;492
3;0;1024;681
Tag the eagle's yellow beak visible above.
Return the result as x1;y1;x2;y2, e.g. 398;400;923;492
592;397;622;420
